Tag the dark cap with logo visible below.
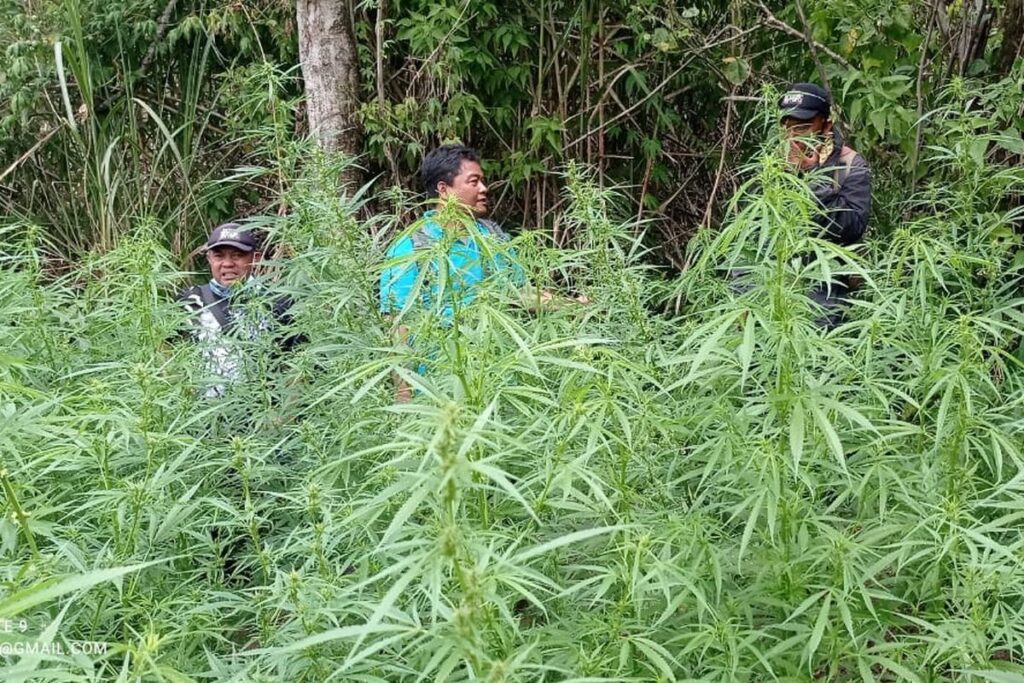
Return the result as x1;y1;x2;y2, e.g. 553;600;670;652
778;82;831;121
205;222;257;252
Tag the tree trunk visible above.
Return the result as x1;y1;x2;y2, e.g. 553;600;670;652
996;0;1024;74
296;0;362;188
951;0;992;76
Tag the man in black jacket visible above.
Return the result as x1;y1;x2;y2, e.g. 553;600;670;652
780;82;872;327
176;223;307;594
178;223;301;398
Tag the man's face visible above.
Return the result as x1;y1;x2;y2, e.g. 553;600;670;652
206;246;257;286
438;160;489;217
782;115;831;171
782;114;828;138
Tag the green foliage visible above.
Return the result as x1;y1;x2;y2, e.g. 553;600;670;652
812;0;922;150
0;0;298;259
3;0;1022;261
2;80;1024;681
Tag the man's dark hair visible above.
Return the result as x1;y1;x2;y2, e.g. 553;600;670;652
420;144;480;198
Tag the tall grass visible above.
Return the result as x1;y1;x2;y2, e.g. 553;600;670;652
2;14;301;265
2;75;1024;682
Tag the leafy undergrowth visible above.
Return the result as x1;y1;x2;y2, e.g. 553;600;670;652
2;87;1024;683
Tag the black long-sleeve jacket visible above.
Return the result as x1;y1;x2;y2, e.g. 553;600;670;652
806;128;872;246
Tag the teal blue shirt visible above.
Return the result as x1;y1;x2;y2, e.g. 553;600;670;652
379;211;525;319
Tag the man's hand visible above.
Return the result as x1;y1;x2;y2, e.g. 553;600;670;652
521;287;589;311
391;323;414;403
395;377;413;403
545;289;591;306
788;139;819;172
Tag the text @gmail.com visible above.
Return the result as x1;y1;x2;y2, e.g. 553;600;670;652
1;640;110;656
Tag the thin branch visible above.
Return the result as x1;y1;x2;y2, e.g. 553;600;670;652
0;124;63;184
567;61;692;147
912;0;942;173
404;0;474;96
702;87;737;229
793;0;832;94
657;160;704;213
139;0;180;75
96;0;180;115
755;2;855;71
568;26;761;145
374;0;400;186
375;0;387;107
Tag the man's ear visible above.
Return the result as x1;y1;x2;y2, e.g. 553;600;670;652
436;181;450;199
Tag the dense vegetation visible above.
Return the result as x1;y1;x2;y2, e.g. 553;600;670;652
2;0;1024;681
3;72;1024;679
2;0;1022;262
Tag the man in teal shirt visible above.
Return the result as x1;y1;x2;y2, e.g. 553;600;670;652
380;144;524;319
379;144;529;399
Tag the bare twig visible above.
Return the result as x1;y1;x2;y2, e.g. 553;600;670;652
702;87;737;229
912;0;942;173
657;159;704;213
374;0;400;185
569;27;759;146
936;1;951;37
598;12;606;181
375;0;387;107
703;24;763;50
636;155;654;225
0;125;63;184
139;0;180;75
755;2;854;71
567;61;692;147
405;0;474;96
606;89;646;134
95;0;180;115
793;0;831;93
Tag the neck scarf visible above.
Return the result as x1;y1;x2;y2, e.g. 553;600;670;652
208;279;232;299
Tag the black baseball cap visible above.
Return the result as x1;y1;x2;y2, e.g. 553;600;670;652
778;82;831;121
205;222;257;252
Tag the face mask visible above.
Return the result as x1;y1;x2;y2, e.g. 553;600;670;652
817;130;835;165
